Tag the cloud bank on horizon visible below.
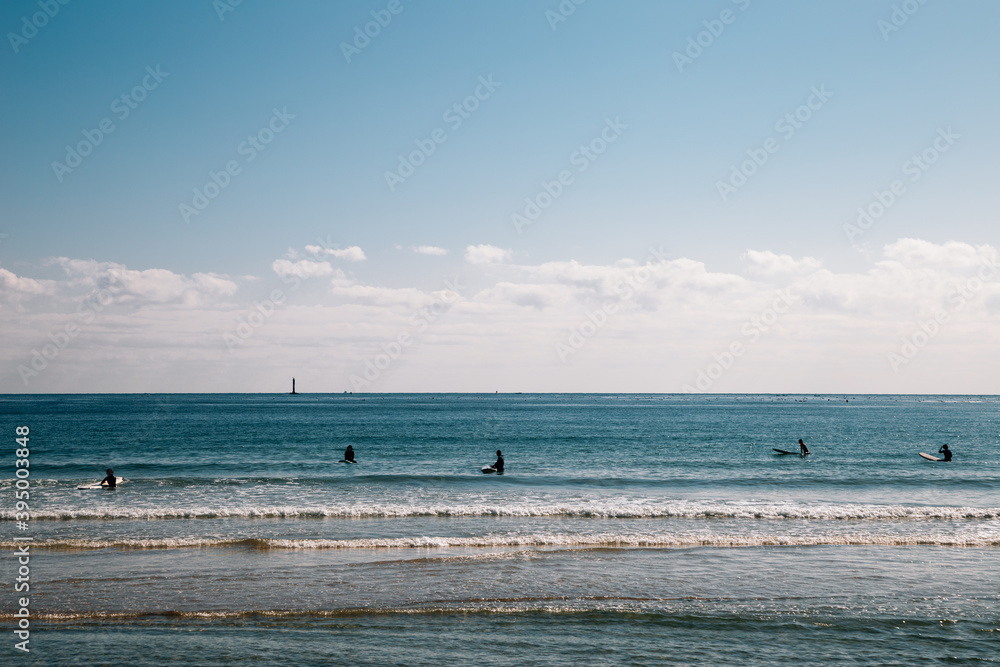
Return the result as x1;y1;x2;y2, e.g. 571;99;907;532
1;1;998;393
3;238;998;393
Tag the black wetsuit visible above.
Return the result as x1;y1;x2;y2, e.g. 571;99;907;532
344;448;355;462
101;474;116;488
493;455;504;473
939;448;952;462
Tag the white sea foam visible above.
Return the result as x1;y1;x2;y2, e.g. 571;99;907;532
5;501;999;522
5;531;999;551
257;532;1000;550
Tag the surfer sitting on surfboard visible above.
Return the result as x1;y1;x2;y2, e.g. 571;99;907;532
493;450;504;473
344;445;355;463
798;439;810;456
938;444;952;461
100;468;117;488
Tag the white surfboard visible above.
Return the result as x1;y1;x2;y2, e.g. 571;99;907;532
77;476;124;490
481;466;496;474
919;452;942;461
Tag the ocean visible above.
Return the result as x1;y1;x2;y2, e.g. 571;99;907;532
2;393;998;665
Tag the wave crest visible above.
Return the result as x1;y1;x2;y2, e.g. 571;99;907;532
4;502;999;522
5;532;1000;552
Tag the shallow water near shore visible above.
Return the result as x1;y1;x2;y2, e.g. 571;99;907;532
2;393;998;664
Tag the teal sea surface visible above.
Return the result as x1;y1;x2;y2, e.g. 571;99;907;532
2;394;998;664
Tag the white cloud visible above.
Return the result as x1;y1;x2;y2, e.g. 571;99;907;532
271;259;335;279
465;244;511;265
476;282;564;310
50;258;238;306
305;245;367;262
0;268;52;300
4;239;999;393
413;245;448;256
329;283;432;308
743;249;822;277
491;257;748;311
882;238;997;270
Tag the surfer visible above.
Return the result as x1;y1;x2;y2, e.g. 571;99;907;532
798;439;809;456
938;444;952;462
344;445;355;463
493;449;504;473
100;468;117;488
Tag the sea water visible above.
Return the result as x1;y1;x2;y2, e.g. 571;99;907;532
2;394;998;664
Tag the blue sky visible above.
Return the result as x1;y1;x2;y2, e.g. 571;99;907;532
2;0;999;392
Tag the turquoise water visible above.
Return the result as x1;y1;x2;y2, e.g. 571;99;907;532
2;394;998;664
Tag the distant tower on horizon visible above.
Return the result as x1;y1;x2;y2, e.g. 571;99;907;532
291;378;298;395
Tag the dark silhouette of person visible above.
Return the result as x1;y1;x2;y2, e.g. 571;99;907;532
938;444;952;462
798;439;810;456
100;468;117;488
493;450;504;473
344;445;355;463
